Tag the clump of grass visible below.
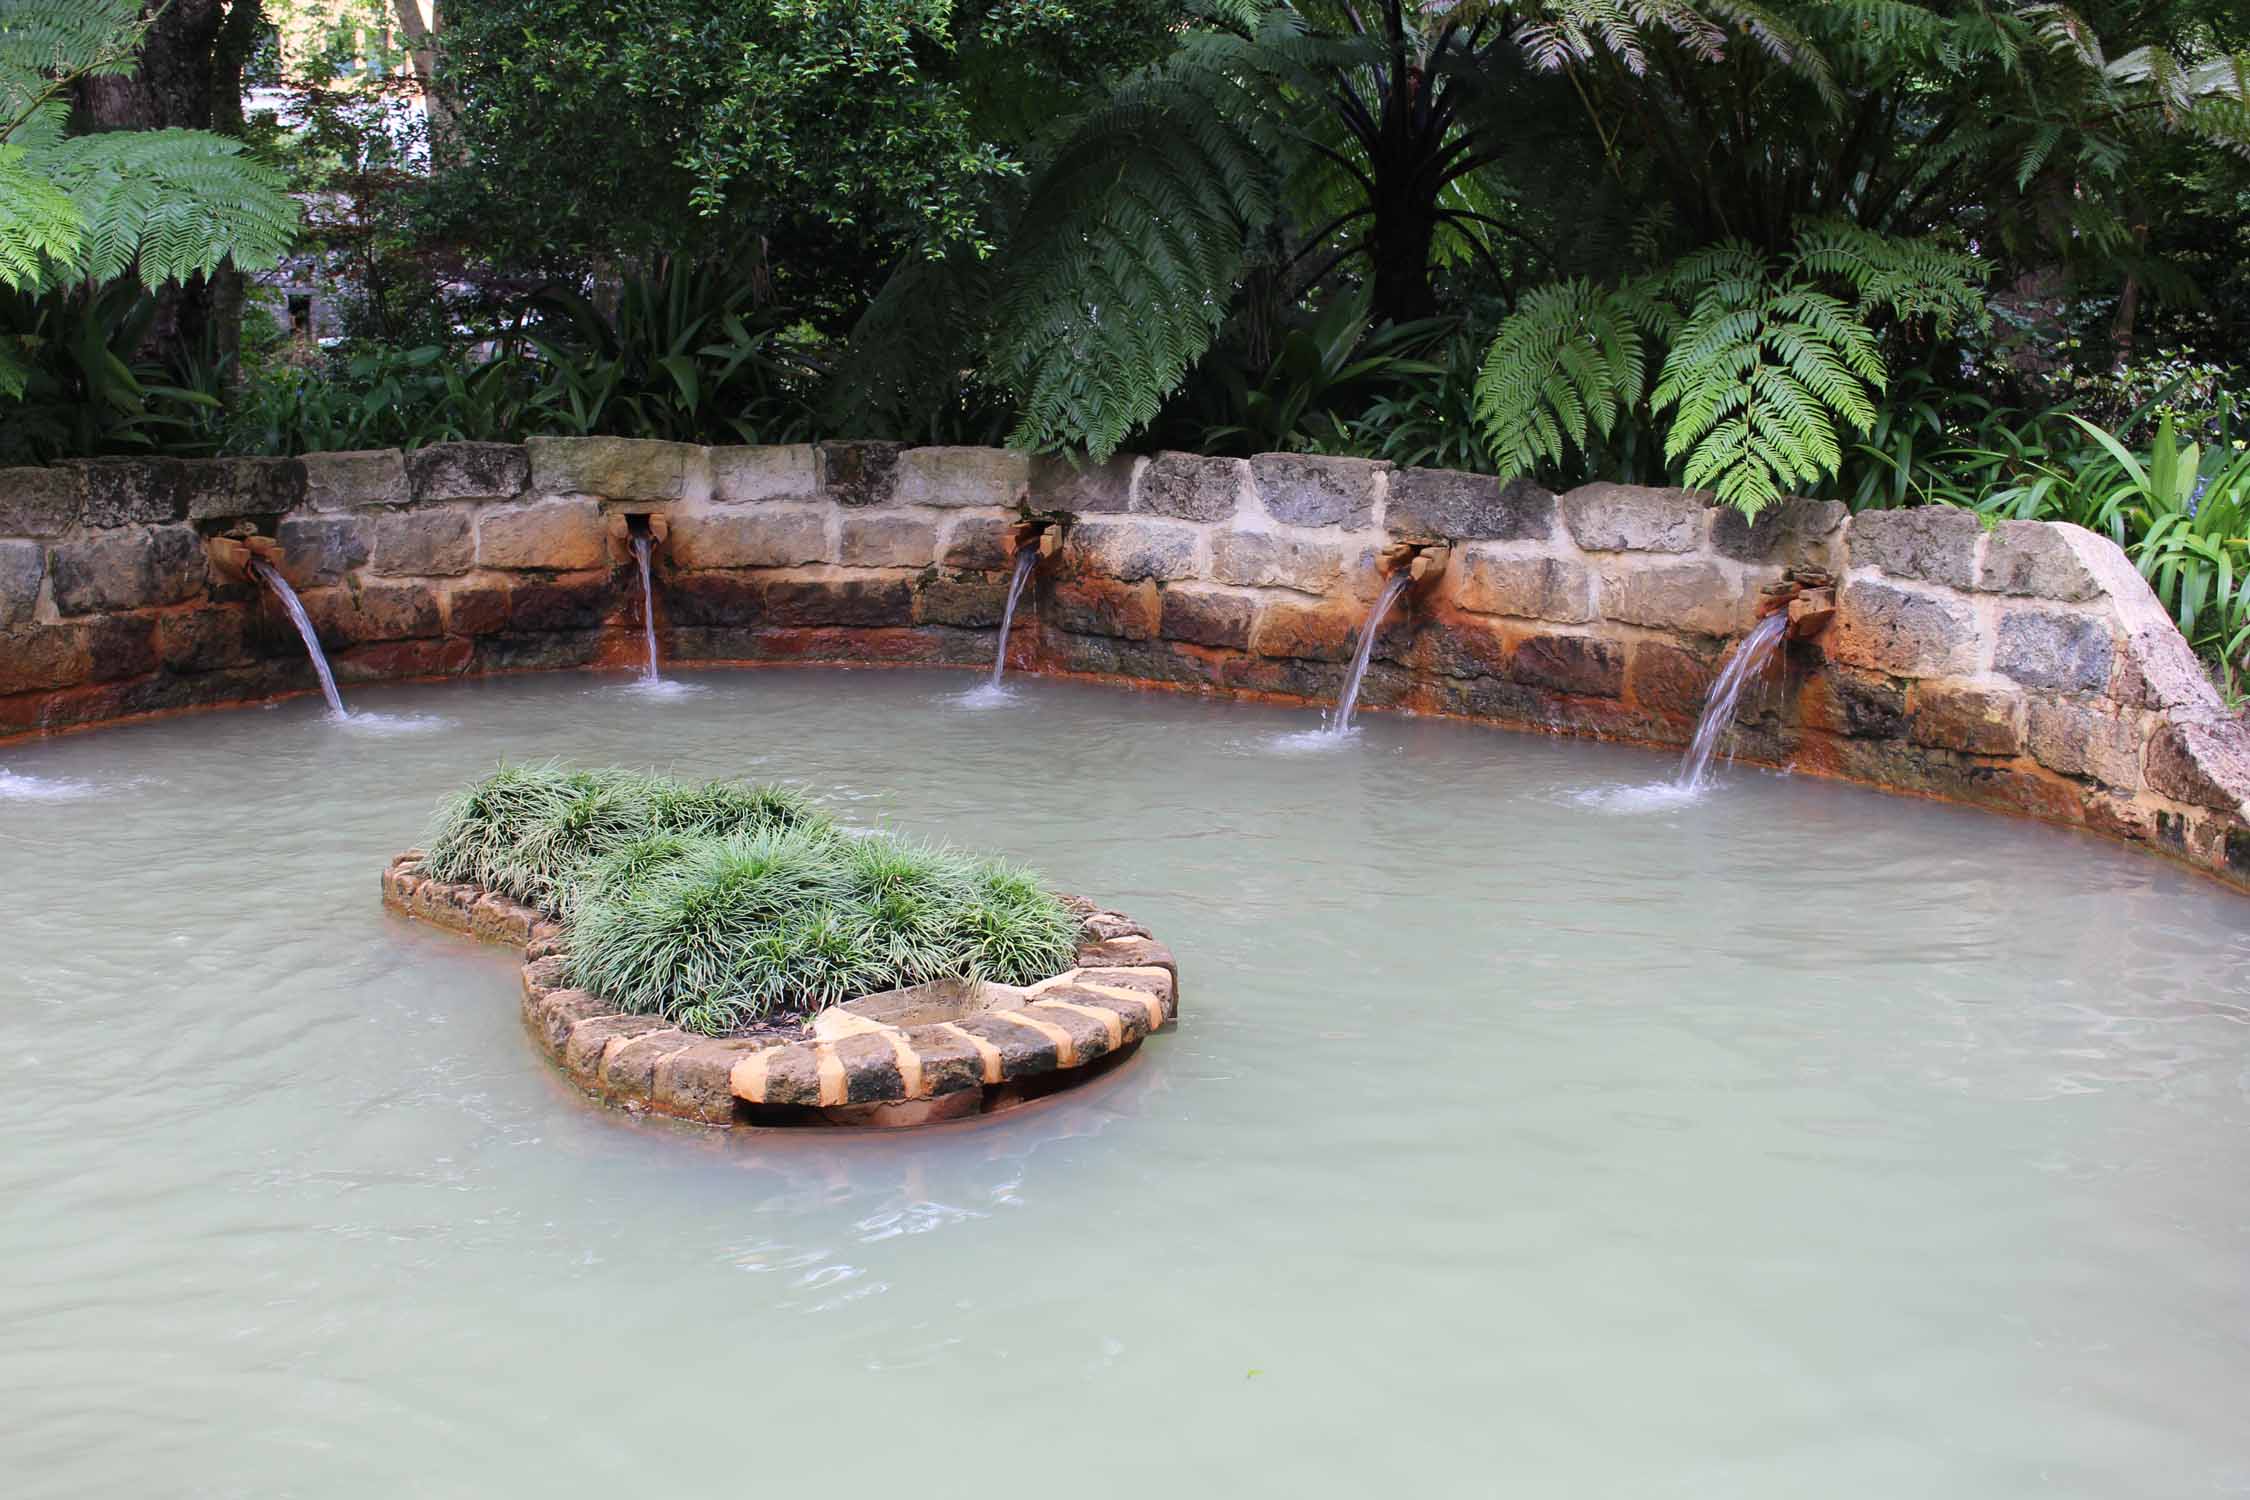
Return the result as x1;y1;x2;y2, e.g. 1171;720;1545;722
422;760;580;891
648;778;833;839
947;858;1082;984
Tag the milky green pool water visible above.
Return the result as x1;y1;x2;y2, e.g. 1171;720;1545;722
2;668;2245;1498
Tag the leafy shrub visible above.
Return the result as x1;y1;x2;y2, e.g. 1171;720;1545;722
420;763;1079;1032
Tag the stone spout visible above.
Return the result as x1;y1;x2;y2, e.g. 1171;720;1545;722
1758;568;1835;640
205;533;283;585
607;511;669;560
1010;518;1062;561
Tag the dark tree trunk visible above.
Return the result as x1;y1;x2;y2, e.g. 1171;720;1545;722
1368;193;1438;324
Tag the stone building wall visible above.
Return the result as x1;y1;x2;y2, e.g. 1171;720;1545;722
3;437;2247;889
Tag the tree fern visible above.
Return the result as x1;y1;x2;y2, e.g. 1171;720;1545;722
1472;279;1651;477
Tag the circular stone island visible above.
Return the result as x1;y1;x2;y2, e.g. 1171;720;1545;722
381;851;1179;1128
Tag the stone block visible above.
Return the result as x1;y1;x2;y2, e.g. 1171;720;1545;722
303;581;442;643
1907;680;2024;756
1596;558;1747;637
0;622;90;694
709;444;818;504
1558;483;1704;552
1160;586;1254;650
938;515;1012;571
894;446;1030;509
442;582;511;638
1975;520;2103;601
182;457;305;520
1210;531;1345;594
505;576;616;633
406;442;528;503
527;436;697;500
1796;664;1907;740
916;575;1010;628
1625;639;1720;717
2110;620;2222;714
763;576;914;628
1847;506;1982;588
82;613;155;682
1824;577;1982;678
2024;700;2144;787
1249;453;1383;528
1050;577;1158;640
302;448;410;510
1249;597;1360;662
1708;497;1848;568
0;467;81;536
157;606;256;673
1386;469;1554;542
1993;607;2114;694
662;572;763;628
1030;452;1136;514
1453;549;1594;623
816;441;906;506
667;509;830;570
275;515;370;588
48;524;205;615
839;514;936;568
2146;720;2250;812
477;498;609;571
1060;518;1199;581
1511;632;1624;697
1136;452;1245;522
371;506;474;576
69;458;184;527
0;540;42;625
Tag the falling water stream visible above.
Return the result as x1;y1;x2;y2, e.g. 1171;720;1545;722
249;559;345;716
632;535;662;684
1328;571;1411;734
1674;611;1789;791
987;547;1040;688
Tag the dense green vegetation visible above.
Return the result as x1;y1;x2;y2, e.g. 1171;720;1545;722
420;764;1079;1033
4;0;2250;680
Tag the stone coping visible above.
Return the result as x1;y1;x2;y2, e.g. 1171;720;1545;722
379;850;1180;1128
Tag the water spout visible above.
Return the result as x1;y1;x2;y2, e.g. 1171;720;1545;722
631;535;662;684
1674;611;1789;791
987;546;1040;689
1329;570;1412;735
249;559;345;717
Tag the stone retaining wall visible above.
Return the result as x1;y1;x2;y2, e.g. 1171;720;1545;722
6;438;2249;890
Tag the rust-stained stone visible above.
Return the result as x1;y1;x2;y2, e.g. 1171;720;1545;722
1825;577;1982;677
478;498;609;571
916;574;1010;629
1249;596;1360;662
2146;720;2250;812
562;1014;671;1083
1598;558;1747;638
371;506;474;576
1625;639;1720;718
49;524;205;614
522;954;572;995
304;581;442;642
1511;632;1624;698
899;1027;986;1096
1907;681;2025;756
1040;984;1159;1038
763;576;913;628
1795;664;1907;740
1050;577;1158;640
1075;936;1178;987
938;515;1012;571
0;540;42;626
1075;966;1177;1019
5;623;97;695
443;582;511;637
1159;585;1254;650
1452;549;1594;623
1060;517;1199;582
2024;700;2144;786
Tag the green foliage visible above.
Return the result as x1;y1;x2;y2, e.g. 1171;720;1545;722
0;0;298;395
421;762;1078;1032
0;279;219;463
1199;288;1447;455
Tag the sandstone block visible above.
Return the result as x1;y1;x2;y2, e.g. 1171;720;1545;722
2024;700;2144;787
1160;586;1254;650
1387;469;1554;541
1249;453;1383;528
1511;632;1624;697
1453;549;1594;622
1796;664;1907;740
443;582;511;637
938;515;1011;571
505;575;616;633
1211;530;1345;594
0;540;42;625
816;441;906;506
527;436;697;500
0;466;81;536
1137;452;1245;522
477;498;609;570
1708;497;1848;568
406;442;528;503
302;448;410;510
1993;606;2115;693
894;446;1029;508
1907;680;2024;756
1975;520;2103;601
1559;483;1704;552
1060;518;1199;581
69;458;185;527
304;581;441;643
1824;577;1982;677
2110;620;2222;714
84;613;156;682
709;444;818;503
275;514;370;587
916;574;1011;628
182;457;306;520
667;509;830;570
0;622;89;694
1596;558;1747;637
1051;577;1159;640
1249;597;1360;662
157;606;256;673
763;576;913;628
48;524;204;615
2145;720;2250;812
1625;639;1720;717
840;514;936;568
1030;452;1136;514
1847;506;1982;588
371;506;474;576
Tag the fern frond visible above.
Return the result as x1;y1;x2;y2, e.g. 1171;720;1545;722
1473;277;1646;480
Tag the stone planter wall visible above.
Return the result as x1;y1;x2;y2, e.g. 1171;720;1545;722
5;438;2248;889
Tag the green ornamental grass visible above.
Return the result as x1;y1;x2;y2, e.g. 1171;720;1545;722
420;762;1081;1034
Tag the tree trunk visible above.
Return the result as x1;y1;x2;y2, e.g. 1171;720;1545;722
1368;194;1438;325
392;0;454;163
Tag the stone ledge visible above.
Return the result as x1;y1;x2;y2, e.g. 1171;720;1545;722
379;851;1176;1129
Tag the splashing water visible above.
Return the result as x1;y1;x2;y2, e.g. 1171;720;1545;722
250;559;345;717
1673;611;1789;792
632;535;662;685
1327;572;1412;736
986;548;1040;689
